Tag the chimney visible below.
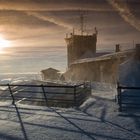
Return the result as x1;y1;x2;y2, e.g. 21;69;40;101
136;44;140;50
135;44;140;60
115;44;120;52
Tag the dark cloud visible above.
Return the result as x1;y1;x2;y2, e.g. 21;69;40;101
0;0;112;11
0;0;139;48
0;10;61;28
107;0;140;31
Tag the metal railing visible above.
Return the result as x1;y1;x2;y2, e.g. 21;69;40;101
0;83;91;107
117;83;140;111
0;82;91;140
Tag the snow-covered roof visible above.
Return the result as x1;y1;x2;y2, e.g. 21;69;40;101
119;57;140;86
80;51;110;59
41;67;60;73
72;49;134;65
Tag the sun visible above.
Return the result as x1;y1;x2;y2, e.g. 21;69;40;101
0;36;11;53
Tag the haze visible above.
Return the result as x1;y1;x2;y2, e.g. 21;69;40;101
0;0;139;73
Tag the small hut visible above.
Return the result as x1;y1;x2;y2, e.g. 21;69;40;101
41;68;60;81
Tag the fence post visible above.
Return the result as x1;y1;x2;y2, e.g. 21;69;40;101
117;82;120;104
90;81;92;91
117;82;122;111
7;84;29;140
74;86;77;107
41;84;47;106
7;84;15;105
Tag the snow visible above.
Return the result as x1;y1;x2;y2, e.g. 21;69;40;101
0;82;140;140
72;49;133;65
118;57;140;108
119;58;140;86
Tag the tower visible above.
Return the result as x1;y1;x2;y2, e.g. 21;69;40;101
65;33;97;67
65;12;97;67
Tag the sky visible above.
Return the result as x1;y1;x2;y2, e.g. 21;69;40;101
0;0;140;73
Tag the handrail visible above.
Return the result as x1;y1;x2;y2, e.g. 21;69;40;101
0;84;84;88
118;86;140;90
0;82;90;140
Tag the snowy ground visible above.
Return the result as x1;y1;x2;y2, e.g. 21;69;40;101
0;88;140;140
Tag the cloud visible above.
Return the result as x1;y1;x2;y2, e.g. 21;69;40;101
26;11;72;29
0;0;139;48
0;10;62;28
0;10;68;42
107;0;140;31
0;0;113;11
0;0;139;73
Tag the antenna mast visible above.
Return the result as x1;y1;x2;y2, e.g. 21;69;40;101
80;13;84;35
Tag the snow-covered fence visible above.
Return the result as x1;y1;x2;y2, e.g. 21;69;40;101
117;83;140;111
0;83;91;107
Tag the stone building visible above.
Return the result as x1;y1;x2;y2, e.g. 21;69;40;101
64;49;134;84
64;29;135;84
65;31;97;67
41;23;136;84
41;68;60;81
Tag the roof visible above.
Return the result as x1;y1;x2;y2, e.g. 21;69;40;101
41;68;60;73
65;34;97;41
71;49;134;65
80;51;110;59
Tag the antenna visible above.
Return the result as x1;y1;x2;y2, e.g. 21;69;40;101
80;13;84;35
133;40;135;49
79;10;88;35
94;27;98;35
72;28;75;35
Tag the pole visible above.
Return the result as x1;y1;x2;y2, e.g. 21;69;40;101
74;86;77;107
41;84;47;106
7;84;15;105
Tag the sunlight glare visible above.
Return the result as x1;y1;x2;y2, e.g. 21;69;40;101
0;36;11;53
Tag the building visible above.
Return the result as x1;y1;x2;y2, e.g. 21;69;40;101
41;13;137;84
41;68;60;81
65;29;97;67
64;28;135;84
64;49;134;84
